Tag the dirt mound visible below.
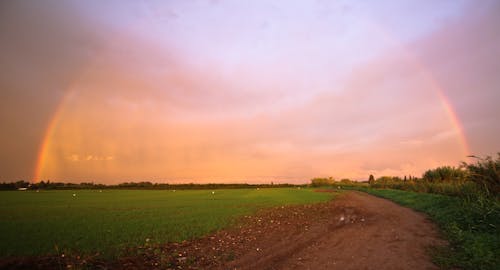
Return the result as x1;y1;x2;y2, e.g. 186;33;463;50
1;191;446;269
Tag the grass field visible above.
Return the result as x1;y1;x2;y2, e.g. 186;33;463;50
0;188;333;257
360;188;500;270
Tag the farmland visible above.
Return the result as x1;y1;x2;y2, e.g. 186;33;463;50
0;188;333;257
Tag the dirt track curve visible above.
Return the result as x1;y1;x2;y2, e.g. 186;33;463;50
224;191;446;270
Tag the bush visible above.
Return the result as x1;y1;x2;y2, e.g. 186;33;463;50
310;177;335;187
368;174;375;185
423;166;466;183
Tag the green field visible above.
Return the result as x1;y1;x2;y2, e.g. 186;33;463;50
0;188;332;257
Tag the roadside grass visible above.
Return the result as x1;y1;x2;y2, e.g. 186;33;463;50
0;188;333;258
359;188;499;270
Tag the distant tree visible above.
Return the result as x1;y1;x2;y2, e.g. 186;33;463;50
340;178;352;184
392;176;402;182
310;178;334;187
368;175;375;185
14;180;29;189
0;182;16;190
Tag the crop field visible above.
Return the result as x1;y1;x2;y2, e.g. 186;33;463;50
0;188;333;257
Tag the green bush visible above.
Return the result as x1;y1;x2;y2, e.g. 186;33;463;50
423;166;467;183
310;177;335;187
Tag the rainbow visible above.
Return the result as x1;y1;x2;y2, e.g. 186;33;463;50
434;86;471;156
398;46;471;157
31;78;471;182
33;90;76;182
369;19;471;157
31;28;471;183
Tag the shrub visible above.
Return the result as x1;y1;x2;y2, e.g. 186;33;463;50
310;177;334;187
368;174;375;185
422;166;467;183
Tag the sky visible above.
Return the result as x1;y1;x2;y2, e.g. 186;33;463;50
0;0;499;184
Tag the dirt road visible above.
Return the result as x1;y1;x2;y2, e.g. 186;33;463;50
223;191;446;270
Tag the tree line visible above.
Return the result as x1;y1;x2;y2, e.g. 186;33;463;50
0;180;301;191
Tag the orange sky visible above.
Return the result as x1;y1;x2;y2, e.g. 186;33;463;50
1;1;499;183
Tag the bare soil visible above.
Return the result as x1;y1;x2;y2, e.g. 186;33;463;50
1;191;447;269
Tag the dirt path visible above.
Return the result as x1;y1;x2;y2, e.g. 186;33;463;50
1;191;447;269
224;191;446;270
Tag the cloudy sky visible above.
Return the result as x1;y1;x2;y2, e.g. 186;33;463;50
1;0;499;183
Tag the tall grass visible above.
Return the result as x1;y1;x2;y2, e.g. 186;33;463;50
462;153;500;197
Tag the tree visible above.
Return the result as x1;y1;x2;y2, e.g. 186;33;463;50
310;178;334;187
368;174;375;185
